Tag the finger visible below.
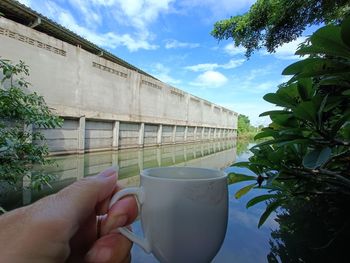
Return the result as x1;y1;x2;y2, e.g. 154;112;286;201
54;167;117;231
95;183;122;216
85;232;132;263
101;195;138;236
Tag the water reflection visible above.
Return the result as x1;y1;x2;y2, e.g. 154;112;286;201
267;195;349;263
1;139;346;262
0;139;280;263
1;140;236;211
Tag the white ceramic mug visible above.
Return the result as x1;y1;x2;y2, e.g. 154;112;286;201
109;167;228;263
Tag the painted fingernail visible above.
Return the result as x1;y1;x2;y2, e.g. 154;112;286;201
86;247;112;262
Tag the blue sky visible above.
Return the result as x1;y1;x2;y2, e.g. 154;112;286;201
18;0;317;126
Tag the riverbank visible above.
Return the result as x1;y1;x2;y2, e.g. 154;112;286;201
237;131;258;140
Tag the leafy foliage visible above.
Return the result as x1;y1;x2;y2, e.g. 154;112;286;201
237;114;260;139
212;0;350;57
0;58;63;192
228;17;350;227
267;195;350;262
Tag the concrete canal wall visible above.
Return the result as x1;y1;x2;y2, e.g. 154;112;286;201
0;11;237;155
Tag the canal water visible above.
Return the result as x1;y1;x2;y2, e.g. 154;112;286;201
0;140;276;262
1;139;346;262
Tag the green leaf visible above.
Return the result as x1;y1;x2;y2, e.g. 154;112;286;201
318;94;328;125
297;78;313;101
258;199;282;228
231;161;250;167
259;110;291;117
263;93;295;108
282;58;350;78
227;173;257;184
318;75;350;88
254;130;276;140
341;16;350;48
342;89;350;95
296;24;350;59
302;147;332;169
246;194;278;208
270;114;298;127
294;101;317;123
234;183;257;199
0;207;6;214
330;112;350;137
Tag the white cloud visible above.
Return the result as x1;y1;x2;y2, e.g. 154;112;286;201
221;59;245;69
43;1;158;51
191;70;228;88
186;63;218;72
165;39;200;49
185;59;245;72
236;77;282;94
261;37;307;60
108;0;175;32
224;43;246;56
24;0;175;51
151;63;181;86
68;0;102;27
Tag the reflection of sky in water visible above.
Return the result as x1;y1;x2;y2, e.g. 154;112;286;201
130;143;277;263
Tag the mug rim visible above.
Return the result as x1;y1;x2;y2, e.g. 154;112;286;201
140;166;227;182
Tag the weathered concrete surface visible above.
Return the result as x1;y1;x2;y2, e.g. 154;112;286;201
0;16;238;154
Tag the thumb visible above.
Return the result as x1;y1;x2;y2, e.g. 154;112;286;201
55;167;117;226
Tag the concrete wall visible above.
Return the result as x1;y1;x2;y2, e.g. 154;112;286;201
0;17;238;154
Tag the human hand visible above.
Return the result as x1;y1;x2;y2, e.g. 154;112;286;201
0;167;138;263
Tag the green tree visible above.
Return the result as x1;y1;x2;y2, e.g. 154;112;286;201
228;17;350;227
0;58;62;193
237;114;251;134
212;0;350;57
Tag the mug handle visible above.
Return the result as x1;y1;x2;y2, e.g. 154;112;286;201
108;187;151;253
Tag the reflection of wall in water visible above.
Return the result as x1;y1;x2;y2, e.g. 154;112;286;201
50;140;236;184
1;140;236;210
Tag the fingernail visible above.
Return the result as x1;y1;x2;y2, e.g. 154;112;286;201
115;215;127;227
98;167;117;179
105;214;127;234
86;247;112;262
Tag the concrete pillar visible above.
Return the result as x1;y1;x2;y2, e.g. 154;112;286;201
172;149;176;163
112;121;120;150
156;147;161;166
194;126;197;141
201;127;205;140
78;116;86;154
139;122;145;147
138;150;144;171
22;173;31;205
157;124;162;145
214;128;217;140
77;155;85;179
172;125;177;144
112;151;119;167
208;128;212;141
184;126;188;142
